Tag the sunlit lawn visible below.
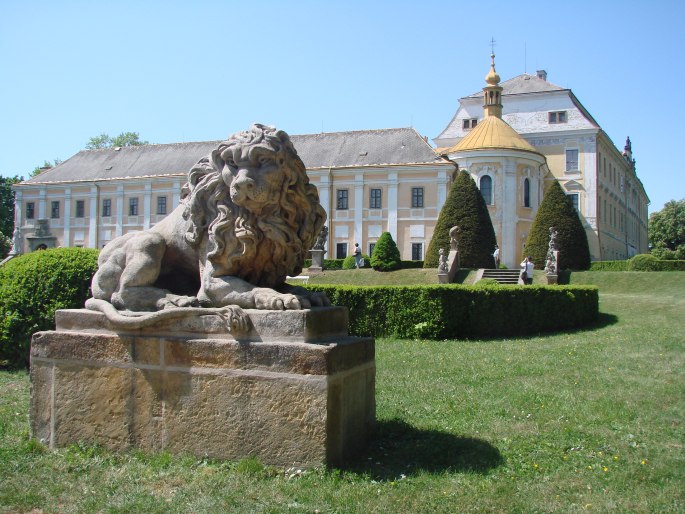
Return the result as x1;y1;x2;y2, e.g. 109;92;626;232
1;271;683;512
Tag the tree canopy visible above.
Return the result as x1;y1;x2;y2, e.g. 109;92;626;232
0;176;21;258
524;180;590;270
424;170;497;268
29;159;62;178
649;199;685;259
86;131;149;150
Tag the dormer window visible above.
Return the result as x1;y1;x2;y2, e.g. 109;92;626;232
549;111;567;124
462;118;478;130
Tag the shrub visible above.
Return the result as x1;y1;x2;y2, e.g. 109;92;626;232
370;232;401;271
627;254;659;271
589;261;629;271
303;259;344;270
400;260;425;269
306;284;598;339
525;180;591;270
342;254;370;269
0;248;99;368
425;170;497;268
627;254;685;271
650;246;685;260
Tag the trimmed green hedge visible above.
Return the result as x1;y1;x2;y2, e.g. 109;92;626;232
589;261;629;271
589;256;685;272
303;259;344;270
307;284;599;339
0;248;100;368
400;260;425;269
302;259;425;271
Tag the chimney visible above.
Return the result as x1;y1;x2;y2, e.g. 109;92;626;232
536;70;547;81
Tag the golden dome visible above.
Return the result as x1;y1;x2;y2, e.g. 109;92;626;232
447;116;540;154
485;53;500;85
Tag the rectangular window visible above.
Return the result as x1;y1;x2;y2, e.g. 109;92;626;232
412;187;424;208
336;189;348;210
75;200;85;218
369;243;375;256
549;111;567;124
102;199;111;217
157;196;167;215
412;243;423;261
567;193;579;212
51;201;60;219
369;188;382;209
336;243;347;259
129;198;138;216
462;118;478;130
26;202;35;219
565;149;579;171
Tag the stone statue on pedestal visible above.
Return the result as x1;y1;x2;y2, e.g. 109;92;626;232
10;227;22;255
86;124;330;330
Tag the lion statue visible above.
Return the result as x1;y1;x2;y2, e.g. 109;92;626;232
89;124;329;315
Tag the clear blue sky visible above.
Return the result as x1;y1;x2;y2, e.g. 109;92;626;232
2;0;683;213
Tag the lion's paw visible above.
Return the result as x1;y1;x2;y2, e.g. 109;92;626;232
254;289;304;310
159;294;199;309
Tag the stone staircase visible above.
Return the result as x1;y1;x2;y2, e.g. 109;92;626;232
477;268;522;285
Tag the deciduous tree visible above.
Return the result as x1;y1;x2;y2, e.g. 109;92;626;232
649;199;685;259
86;131;149;150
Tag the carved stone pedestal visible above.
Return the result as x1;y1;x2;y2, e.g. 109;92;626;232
30;307;375;467
308;249;325;273
546;274;558;285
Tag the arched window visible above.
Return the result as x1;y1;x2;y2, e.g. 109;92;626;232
523;178;531;207
480;175;493;205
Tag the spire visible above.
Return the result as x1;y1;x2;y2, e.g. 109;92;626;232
483;46;503;118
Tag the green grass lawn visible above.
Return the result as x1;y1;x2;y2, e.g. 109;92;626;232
1;271;683;512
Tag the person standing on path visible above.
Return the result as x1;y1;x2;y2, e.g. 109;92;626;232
353;243;363;269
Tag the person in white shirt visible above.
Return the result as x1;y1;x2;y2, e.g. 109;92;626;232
493;245;500;268
520;256;534;285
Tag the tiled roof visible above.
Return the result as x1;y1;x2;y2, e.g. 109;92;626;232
446;116;540;154
22;128;448;185
466;73;566;98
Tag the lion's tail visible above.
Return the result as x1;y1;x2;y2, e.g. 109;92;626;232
85;298;250;335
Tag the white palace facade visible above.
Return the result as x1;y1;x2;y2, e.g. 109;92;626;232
11;58;649;267
434;64;649;263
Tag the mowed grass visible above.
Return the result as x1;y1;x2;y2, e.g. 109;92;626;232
1;271;683;512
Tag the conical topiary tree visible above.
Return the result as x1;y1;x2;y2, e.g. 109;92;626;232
524;180;591;270
424;170;497;268
370;231;401;271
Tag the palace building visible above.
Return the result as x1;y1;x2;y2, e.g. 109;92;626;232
11;129;455;262
11;56;649;267
434;58;649;264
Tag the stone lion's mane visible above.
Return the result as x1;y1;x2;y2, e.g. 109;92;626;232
181;125;325;287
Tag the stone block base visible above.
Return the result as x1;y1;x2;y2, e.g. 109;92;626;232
30;307;375;467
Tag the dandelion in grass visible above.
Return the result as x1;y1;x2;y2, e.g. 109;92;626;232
641;459;647;465
603;466;608;472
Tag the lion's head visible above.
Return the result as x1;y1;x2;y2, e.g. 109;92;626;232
182;124;326;287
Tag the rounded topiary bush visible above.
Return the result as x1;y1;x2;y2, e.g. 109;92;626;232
627;253;659;271
0;248;99;368
342;254;370;269
370;232;401;271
